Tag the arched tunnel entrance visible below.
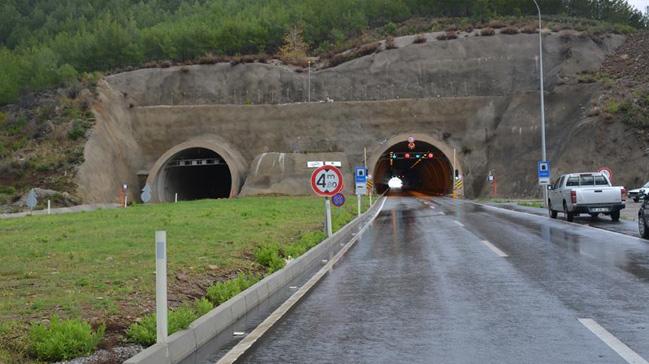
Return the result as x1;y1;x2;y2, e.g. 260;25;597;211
373;141;454;195
158;148;232;201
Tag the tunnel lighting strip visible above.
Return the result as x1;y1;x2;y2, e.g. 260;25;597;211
165;158;223;168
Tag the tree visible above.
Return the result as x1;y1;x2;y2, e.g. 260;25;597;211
279;26;308;59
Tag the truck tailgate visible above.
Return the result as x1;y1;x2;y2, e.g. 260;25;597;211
577;188;621;204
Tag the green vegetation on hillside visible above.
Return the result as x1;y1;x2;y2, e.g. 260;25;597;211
0;195;370;362
0;0;647;105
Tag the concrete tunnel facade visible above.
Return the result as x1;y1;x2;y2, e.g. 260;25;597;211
142;132;463;202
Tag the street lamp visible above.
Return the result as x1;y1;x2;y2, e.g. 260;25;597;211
532;0;548;206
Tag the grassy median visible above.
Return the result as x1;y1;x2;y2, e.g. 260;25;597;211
0;195;370;362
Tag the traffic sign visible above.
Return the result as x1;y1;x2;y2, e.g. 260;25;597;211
538;160;550;185
332;193;346;207
26;189;37;210
141;184;152;203
307;161;342;168
355;166;368;183
598;166;613;182
310;166;344;197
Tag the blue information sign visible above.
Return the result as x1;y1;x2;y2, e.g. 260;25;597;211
355;166;368;183
538;161;550;178
332;193;346;207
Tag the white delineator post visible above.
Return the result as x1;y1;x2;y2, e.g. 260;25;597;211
325;198;333;237
47;200;51;215
175;193;178;203
155;231;168;343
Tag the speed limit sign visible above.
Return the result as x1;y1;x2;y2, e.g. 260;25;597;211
310;166;344;197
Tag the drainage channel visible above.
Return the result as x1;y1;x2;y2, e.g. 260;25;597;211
179;218;373;364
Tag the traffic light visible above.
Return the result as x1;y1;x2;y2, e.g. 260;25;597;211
428;153;434;159
404;153;411;159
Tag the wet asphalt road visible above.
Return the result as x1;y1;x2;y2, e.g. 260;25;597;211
239;195;649;364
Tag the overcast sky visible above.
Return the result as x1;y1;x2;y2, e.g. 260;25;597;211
627;0;649;13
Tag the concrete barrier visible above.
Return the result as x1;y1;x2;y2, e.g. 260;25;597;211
125;197;384;364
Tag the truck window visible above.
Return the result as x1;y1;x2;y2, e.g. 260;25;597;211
579;175;594;186
594;176;609;186
566;177;579;186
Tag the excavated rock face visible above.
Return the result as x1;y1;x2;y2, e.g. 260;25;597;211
80;32;646;201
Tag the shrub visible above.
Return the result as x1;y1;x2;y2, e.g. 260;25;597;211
284;231;325;258
68;119;89;140
606;99;621;114
521;26;537;34
480;28;496;36
206;273;259;305
487;20;506;29
384;22;397;35
501;27;519;35
127;299;214;346
28;316;104;361
385;36;397;50
413;34;427;44
446;31;458;40
254;243;285;272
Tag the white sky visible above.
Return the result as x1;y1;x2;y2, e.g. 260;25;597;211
627;0;649;13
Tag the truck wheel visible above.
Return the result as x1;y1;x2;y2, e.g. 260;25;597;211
611;210;620;222
548;202;557;218
564;202;574;222
639;213;649;238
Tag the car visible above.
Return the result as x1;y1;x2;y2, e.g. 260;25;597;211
548;172;626;222
628;181;649;202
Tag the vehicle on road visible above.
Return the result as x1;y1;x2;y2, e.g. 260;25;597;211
548;173;626;222
628;181;649;202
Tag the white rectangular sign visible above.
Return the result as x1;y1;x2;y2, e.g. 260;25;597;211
355;182;367;195
307;161;324;168
325;161;342;167
539;176;550;185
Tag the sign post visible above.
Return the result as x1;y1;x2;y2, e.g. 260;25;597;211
310;166;344;237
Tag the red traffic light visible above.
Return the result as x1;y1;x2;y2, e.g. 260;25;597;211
427;153;434;159
404;153;411;159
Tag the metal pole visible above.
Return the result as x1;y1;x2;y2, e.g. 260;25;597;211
325;197;333;237
155;231;168;343
124;195;128;208
357;194;362;217
307;61;311;102
452;148;457;199
533;0;549;207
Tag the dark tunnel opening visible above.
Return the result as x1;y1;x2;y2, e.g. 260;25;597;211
373;141;453;196
161;148;232;201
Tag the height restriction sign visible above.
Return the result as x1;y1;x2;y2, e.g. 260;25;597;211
310;166;344;197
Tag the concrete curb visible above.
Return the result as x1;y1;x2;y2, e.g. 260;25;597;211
124;197;386;364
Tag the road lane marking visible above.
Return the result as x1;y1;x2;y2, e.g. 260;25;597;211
216;197;387;364
578;318;649;364
480;240;508;257
454;220;464;227
430;206;436;210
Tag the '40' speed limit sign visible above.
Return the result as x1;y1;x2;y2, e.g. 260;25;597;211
310;166;344;197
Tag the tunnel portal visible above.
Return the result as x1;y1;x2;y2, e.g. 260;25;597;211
373;141;453;195
160;148;232;201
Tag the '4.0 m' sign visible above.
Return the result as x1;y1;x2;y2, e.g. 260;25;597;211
310;166;344;197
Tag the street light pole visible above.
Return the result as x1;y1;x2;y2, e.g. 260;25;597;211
532;0;549;207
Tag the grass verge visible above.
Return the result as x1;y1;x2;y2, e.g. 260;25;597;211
0;195;371;361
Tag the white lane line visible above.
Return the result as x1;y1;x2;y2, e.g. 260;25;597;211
578;318;649;364
216;197;387;364
480;240;508;257
439;212;446;215
454;220;464;227
429;206;436;210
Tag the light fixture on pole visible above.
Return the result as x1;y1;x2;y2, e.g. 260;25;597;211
532;0;549;206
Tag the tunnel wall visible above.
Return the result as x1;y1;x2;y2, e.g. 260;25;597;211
79;33;649;201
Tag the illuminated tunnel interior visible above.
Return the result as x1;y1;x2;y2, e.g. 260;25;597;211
161;148;232;201
373;141;454;195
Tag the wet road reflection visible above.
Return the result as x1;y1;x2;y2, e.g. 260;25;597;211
238;195;649;364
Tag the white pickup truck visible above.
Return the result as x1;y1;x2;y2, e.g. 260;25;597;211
548;172;626;222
